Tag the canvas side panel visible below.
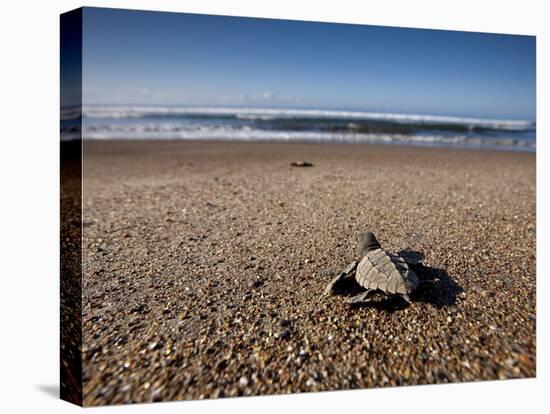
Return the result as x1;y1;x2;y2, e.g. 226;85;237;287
60;8;83;406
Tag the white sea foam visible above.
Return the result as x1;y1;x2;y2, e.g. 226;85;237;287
79;123;535;151
80;105;535;131
60;107;82;121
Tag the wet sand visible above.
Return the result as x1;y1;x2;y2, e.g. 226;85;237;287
81;140;536;406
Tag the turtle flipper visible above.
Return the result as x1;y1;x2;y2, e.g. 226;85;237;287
323;273;346;295
323;261;358;296
419;277;439;285
343;260;358;275
401;293;412;303
345;289;375;304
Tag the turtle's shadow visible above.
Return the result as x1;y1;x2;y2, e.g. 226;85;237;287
349;250;463;312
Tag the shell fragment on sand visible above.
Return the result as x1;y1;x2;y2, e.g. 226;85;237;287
290;161;314;167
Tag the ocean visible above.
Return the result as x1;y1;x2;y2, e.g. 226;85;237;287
61;106;536;152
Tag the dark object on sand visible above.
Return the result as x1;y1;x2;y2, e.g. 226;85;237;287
324;232;421;304
291;161;313;167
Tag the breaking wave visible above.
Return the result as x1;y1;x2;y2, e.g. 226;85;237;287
60;105;536;151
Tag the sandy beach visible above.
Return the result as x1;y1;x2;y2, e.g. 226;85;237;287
81;140;535;406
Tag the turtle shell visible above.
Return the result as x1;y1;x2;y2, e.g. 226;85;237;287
355;248;419;295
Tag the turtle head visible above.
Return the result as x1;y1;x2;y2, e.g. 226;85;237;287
358;232;381;256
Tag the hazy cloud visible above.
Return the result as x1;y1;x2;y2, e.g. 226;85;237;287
236;90;302;105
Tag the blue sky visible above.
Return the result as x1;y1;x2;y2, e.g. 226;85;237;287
82;7;536;120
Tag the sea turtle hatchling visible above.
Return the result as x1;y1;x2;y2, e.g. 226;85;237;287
324;232;422;304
